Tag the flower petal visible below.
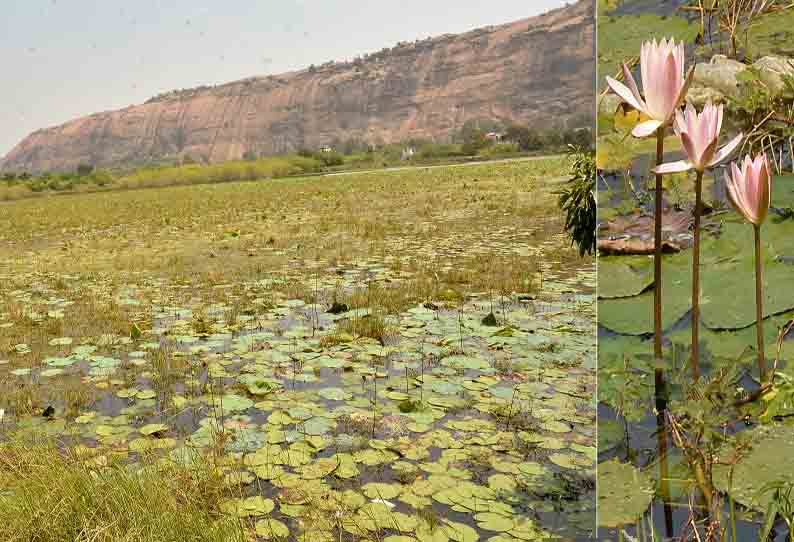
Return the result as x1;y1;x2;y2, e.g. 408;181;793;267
724;164;751;222
707;133;743;168
698;137;720;171
632;119;664;138
622;63;646;111
606;75;645;113
757;155;772;224
655;51;680;121
654;160;694;174
679;131;698;165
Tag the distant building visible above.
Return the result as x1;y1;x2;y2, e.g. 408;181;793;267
485;132;505;142
401;147;416;160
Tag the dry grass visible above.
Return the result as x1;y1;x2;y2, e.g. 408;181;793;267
0;436;245;542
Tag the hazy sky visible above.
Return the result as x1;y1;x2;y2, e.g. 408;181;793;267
0;0;570;158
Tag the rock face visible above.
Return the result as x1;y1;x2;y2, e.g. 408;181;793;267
688;54;794;106
3;0;594;173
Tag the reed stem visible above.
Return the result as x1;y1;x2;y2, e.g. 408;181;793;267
691;170;704;381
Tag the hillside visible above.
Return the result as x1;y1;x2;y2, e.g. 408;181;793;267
2;0;594;172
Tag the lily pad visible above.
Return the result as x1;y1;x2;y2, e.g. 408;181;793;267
597;459;654;528
714;424;794;512
598;256;653;299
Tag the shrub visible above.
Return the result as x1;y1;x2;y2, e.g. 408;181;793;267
557;145;596;257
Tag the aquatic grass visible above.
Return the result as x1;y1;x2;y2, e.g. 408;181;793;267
337;313;395;345
0;436;245;542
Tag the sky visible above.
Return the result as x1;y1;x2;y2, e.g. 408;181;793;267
0;0;570;158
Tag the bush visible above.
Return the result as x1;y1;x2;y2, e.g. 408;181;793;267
505;125;543;151
557;145;596;257
76;163;95;176
416;143;465;160
461;129;492;155
117;155;322;189
319;151;344;167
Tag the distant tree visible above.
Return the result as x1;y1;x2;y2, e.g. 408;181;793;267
91;169;113;186
563;127;594;151
458;118;503;144
242;150;258;161
319;151;344;167
505;124;543;151
542;129;564;149
340;138;368;156
76;163;95;176
461;128;491;155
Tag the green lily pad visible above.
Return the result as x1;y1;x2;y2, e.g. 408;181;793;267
255;518;289;539
474;512;515;532
211;393;253;412
318;387;351;401
597;459;654;528
220;496;275;517
598;256;653;299
362;482;401;500
714;424;794;512
700;222;794;329
598;251;692;335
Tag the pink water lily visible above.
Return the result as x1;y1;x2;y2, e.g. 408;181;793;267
725;153;772;226
652;101;743;382
654;102;743;174
723;153;773;381
606;38;694;138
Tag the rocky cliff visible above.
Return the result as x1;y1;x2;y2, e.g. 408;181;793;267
3;0;594;172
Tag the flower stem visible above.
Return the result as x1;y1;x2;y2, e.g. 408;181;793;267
755;223;766;382
654;129;664;361
653;127;673;537
691;170;703;382
654;128;667;411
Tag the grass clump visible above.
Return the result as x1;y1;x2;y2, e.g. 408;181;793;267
0;436;245;542
337;313;394;345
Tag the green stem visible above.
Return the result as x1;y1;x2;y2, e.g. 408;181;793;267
755;224;767;382
654;127;674;538
692;457;714;515
691;170;703;381
654;128;664;363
